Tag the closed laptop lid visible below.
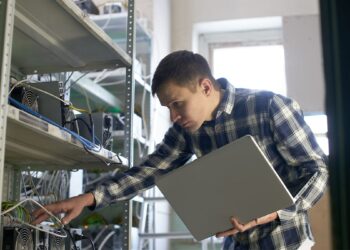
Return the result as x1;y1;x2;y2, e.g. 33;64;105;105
156;135;295;241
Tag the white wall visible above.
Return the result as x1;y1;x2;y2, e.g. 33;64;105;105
151;0;172;144
142;1;172;249
283;15;325;113
170;0;325;114
171;0;319;50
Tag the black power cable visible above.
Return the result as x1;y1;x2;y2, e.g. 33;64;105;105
64;225;96;250
63;226;78;250
72;231;96;250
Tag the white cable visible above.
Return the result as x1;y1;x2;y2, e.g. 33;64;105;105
99;79;125;87
84;173;108;187
21;172;29;199
73;111;80;136
59;171;70;200
101;12;113;30
36;171;48;196
141;80;150;158
141;80;149;142
141;74;152;81
91;69;107;84
136;138;143;158
9;79;72;107
98;231;116;250
23;84;72;106
82;87;92;113
81;227;108;250
0;198;67;238
8;78;31;96
27;170;43;204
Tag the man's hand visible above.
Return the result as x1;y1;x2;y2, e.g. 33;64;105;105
216;212;278;237
32;193;95;225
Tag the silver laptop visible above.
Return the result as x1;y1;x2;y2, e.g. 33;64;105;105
156;135;295;241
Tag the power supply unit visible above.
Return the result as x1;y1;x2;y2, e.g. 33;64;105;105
74;112;113;151
10;81;67;126
27;81;66;126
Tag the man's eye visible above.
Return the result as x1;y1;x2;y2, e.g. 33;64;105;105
173;102;182;108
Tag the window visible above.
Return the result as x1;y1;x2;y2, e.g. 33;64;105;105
212;44;287;95
195;17;285;94
304;114;329;155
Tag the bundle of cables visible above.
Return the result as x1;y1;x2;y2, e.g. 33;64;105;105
1;198;96;250
1;198;67;238
9;96;102;153
2;201;31;225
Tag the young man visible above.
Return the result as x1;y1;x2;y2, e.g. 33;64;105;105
33;50;328;249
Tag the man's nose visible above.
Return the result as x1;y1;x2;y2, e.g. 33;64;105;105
170;109;180;123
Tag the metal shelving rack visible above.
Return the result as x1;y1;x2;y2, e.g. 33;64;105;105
0;0;136;248
6;104;128;170
122;1;136;248
87;10;153;164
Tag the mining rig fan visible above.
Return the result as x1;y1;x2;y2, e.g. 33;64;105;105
35;245;48;250
10;86;39;113
3;227;34;250
49;234;65;250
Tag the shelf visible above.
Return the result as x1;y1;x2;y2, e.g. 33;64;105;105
12;0;131;75
5;105;128;171
70;69;151;113
69;71;124;112
87;68;151;92
112;130;148;145
90;12;152;56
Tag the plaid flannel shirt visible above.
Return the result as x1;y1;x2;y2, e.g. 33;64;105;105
92;78;328;249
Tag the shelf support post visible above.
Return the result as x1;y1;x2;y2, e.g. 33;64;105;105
122;0;136;249
0;0;16;241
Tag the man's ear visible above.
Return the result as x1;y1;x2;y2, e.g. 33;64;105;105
199;78;213;96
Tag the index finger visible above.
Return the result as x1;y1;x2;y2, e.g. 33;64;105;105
32;207;45;218
31;211;50;225
31;203;62;225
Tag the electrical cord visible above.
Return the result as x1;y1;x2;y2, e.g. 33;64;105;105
64;72;74;86
8;78;32;96
98;230;115;250
9;97;123;168
20;173;29;199
9;79;90;114
86;236;97;250
64;226;78;250
89;113;95;144
82;145;122;167
72;230;97;250
0;198;67;238
9;97;101;152
27;170;43;204
64;72;89;93
64;117;95;140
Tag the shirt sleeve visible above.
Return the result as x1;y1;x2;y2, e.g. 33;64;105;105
91;124;193;209
268;95;329;221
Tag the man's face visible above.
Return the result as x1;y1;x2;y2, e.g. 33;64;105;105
157;80;210;133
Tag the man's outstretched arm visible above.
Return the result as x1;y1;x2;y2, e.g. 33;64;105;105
32;193;95;225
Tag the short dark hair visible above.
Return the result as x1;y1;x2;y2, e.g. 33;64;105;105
151;50;216;96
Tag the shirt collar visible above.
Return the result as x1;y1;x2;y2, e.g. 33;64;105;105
215;78;235;117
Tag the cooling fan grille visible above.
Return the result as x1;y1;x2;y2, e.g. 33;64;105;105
21;88;39;112
49;235;65;250
15;227;34;250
